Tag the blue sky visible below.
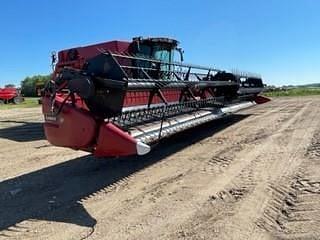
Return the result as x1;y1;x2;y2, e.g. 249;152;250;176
0;0;319;86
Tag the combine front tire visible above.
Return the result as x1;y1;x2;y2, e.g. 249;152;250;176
13;97;24;104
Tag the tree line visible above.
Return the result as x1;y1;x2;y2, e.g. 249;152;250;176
20;74;51;97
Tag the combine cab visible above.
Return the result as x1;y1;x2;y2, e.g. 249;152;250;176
0;87;24;104
42;37;269;157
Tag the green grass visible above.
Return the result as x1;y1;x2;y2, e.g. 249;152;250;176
0;97;40;109
264;88;320;97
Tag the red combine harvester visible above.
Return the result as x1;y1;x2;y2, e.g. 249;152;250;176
42;37;269;157
0;87;24;104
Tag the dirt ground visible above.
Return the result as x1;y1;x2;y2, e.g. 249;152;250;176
0;97;319;240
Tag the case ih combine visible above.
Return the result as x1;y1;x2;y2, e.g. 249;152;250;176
0;87;24;104
42;37;269;157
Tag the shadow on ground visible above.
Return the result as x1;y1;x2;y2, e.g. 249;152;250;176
0;120;44;142
0;114;250;236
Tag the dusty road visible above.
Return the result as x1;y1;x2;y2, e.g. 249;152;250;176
0;97;319;240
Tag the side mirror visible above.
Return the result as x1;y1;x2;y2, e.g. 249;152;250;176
176;47;184;62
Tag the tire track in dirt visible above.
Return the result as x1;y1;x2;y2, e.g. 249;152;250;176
222;100;319;240
194;100;310;176
257;129;320;240
163;99;318;240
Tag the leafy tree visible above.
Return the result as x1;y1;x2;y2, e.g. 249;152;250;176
21;74;51;97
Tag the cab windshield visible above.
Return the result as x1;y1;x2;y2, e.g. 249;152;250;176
137;45;173;62
136;44;174;72
152;47;172;63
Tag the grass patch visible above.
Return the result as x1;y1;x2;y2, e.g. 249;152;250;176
0;97;40;109
264;88;320;97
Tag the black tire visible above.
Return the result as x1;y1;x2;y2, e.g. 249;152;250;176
13;97;24;104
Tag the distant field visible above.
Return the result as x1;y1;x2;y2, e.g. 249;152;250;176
264;87;320;97
0;97;39;109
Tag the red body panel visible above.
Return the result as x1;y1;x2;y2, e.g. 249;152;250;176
56;41;130;70
94;123;137;157
123;89;181;107
42;96;139;156
42;97;97;149
0;87;18;100
58;40;130;60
